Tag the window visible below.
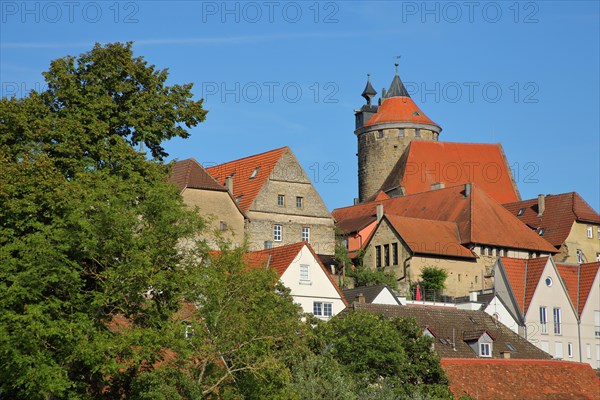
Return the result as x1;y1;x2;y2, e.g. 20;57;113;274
296;196;303;208
313;302;333;317
567;342;573;358
384;244;390;267
596;252;600;262
375;245;382;268
415;128;421;137
506;343;516;352
302;227;310;242
597;227;600;239
499;248;505;257
273;224;282;242
545;277;553;287
587;225;593;238
235;195;242;203
277;194;285;206
553;307;561;335
484;247;490;256
398;128;405;137
577;249;585;263
480;343;491;357
555;342;563;359
594;311;600;337
249;167;259;179
458;274;461;282
538;228;545;236
540;306;548;334
377;130;384;139
392;243;398;265
517;208;525;216
475;275;479;284
300;264;310;283
219;221;227;231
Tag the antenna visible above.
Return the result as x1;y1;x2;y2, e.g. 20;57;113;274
394;55;401;74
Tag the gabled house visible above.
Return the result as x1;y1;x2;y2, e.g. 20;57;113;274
170;158;246;247
342;284;401;306
503;192;600;264
348;302;551;360
205;147;335;255
556;261;600;369
333;183;557;296
245;242;347;319
442;359;600;400
494;257;581;362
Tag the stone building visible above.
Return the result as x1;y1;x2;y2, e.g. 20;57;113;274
205;147;335;255
333;183;557;297
354;67;519;204
169;158;246;248
503;192;600;264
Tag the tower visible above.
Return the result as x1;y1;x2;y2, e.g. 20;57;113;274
355;65;442;202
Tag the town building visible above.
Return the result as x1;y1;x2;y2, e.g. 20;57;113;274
205;146;336;255
170;158;246;247
245;242;347;319
333;183;557;296
503;192;600;263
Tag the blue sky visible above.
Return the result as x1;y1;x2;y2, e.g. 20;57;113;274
2;1;599;211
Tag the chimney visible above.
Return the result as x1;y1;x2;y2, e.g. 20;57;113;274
469;291;478;302
501;351;511;359
464;183;471;197
225;176;233;195
376;204;384;222
430;182;445;190
355;293;365;304
537;194;545;216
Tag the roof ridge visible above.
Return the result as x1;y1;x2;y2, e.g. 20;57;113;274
208;146;288;167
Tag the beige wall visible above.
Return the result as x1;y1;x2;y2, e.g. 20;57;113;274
246;150;335;255
181;188;246;248
556;221;600;263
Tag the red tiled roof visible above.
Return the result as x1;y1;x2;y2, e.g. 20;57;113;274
503;192;600;247
364;97;439;128
500;257;549;315
373;190;390;201
169;158;227;192
381;141;520;204
384;215;475;259
245;242;348;306
206;147;288;213
333;184;556;253
556;262;600;317
441;358;600;400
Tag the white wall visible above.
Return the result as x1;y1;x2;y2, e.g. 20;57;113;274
373;288;400;305
483;297;520;334
579;271;600;368
279;245;346;319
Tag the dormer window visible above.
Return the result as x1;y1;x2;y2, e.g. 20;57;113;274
538;228;545;236
517;208;525;216
235;195;242;203
250;167;259;179
412;111;421;116
464;330;494;358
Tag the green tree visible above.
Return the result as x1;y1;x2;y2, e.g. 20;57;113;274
414;266;448;300
315;311;452;399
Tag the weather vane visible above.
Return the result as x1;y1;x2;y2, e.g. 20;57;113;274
395;55;401;72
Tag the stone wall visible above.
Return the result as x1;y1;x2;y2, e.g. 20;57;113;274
558;221;600;263
357;127;435;202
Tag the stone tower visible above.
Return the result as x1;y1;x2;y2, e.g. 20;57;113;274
355;65;442;202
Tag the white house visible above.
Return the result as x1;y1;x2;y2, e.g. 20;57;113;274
556;261;600;368
342;284;401;306
246;242;348;319
495;257;580;362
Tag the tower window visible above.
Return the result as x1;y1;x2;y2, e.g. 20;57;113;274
398;129;405;138
376;130;384;139
412;111;421;116
415;129;421;137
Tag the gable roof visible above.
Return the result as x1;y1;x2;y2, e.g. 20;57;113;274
348;303;551;359
556;261;600;317
442;358;600;400
333;184;556;253
206;147;288;213
245;242;348;307
383;214;475;259
499;257;550;316
342;284;401;305
169;158;227;192
380;141;520;204
503;192;600;247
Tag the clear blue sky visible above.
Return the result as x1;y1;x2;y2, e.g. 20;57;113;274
2;1;599;211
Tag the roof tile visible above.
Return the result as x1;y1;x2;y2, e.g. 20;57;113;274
169;158;227;192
